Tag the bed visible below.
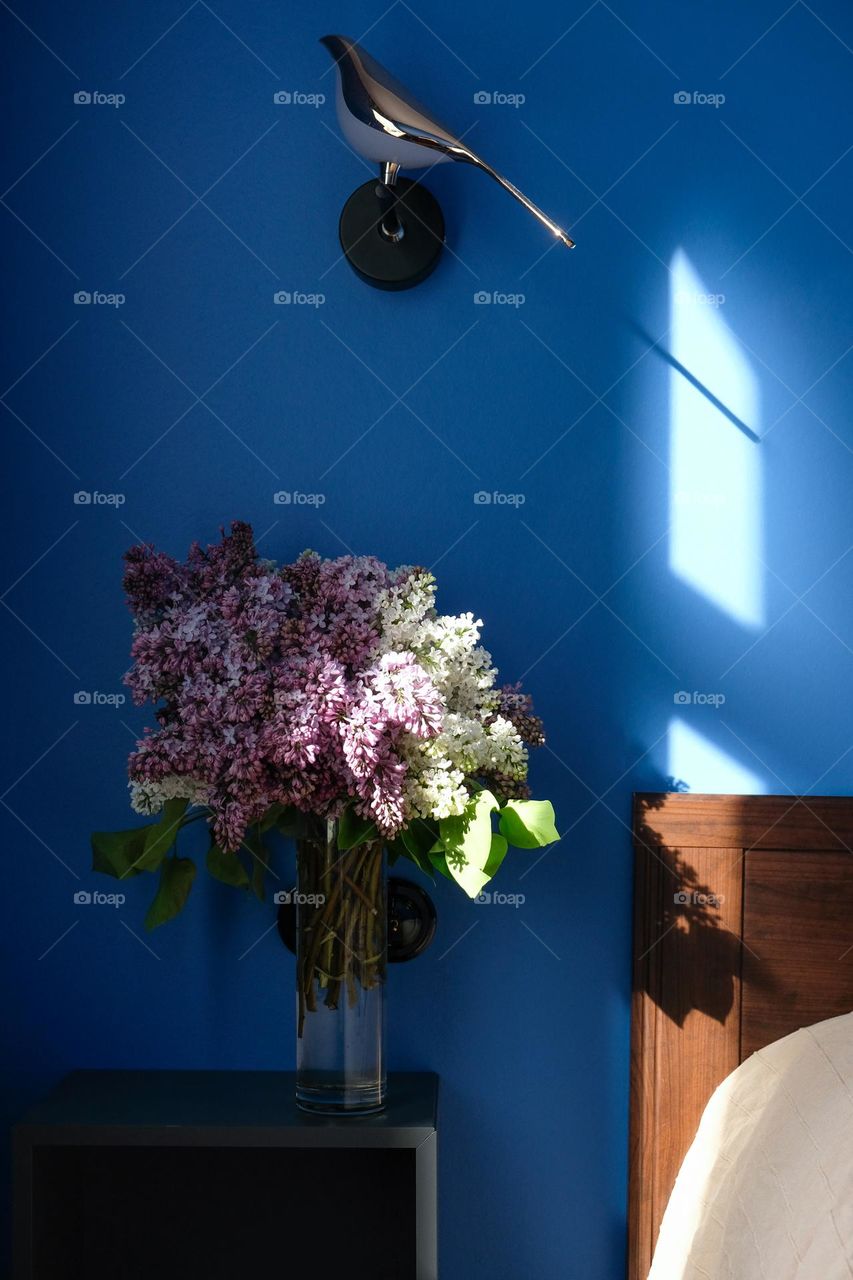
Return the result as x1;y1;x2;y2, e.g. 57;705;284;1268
628;793;853;1279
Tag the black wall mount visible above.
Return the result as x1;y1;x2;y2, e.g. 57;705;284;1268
338;178;445;291
277;876;437;963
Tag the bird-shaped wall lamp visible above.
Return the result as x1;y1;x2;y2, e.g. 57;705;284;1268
321;35;575;290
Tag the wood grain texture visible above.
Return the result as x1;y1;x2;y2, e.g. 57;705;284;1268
629;833;743;1280
634;792;853;851
650;847;744;1247
742;849;853;1057
628;793;853;1280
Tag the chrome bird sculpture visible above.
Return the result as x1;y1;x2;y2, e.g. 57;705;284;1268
321;34;575;289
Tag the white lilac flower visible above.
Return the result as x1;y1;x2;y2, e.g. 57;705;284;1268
130;774;210;815
373;586;530;820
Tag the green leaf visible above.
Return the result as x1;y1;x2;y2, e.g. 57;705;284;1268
439;790;499;898
389;836;421;868
242;828;272;902
91;828;150;880
136;797;190;872
258;803;285;833
277;808;307;839
428;849;454;881
399;820;440;880
144;856;196;930
392;844;433;881
483;833;509;881
406;847;436;880
258;803;303;837
337;806;379;851
206;843;249;888
498;799;560;849
401;818;440;861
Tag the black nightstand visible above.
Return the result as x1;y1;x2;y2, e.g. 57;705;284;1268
14;1070;438;1280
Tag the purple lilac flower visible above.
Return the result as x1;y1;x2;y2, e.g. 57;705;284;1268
124;526;443;850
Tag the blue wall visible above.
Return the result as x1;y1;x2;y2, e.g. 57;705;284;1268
3;1;853;1274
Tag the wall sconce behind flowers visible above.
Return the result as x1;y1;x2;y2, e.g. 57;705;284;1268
321;34;576;289
91;524;559;1114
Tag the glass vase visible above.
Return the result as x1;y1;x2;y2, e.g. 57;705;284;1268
295;817;387;1114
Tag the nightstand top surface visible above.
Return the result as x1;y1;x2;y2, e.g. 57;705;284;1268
16;1071;438;1145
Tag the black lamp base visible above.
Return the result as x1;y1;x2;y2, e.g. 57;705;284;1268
338;177;445;290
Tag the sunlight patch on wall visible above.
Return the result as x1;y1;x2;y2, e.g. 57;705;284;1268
668;718;764;794
669;249;763;628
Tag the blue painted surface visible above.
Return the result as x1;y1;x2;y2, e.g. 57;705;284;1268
2;2;852;1274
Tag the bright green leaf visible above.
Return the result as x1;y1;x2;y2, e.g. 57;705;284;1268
439;790;499;898
144;856;196;930
498;799;560;849
91;828;149;880
483;833;509;881
206;843;249;888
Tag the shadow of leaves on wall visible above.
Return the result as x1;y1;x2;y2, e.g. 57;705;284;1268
635;791;775;1029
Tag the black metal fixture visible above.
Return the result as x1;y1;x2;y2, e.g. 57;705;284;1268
321;34;575;290
277;877;437;963
386;877;437;962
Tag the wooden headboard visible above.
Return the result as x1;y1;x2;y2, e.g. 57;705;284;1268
628;792;853;1280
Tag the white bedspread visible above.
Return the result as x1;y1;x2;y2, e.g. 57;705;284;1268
649;1010;853;1280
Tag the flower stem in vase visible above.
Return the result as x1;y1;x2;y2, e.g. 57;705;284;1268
295;819;387;1113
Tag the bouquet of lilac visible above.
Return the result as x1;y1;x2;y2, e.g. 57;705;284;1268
92;523;559;929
